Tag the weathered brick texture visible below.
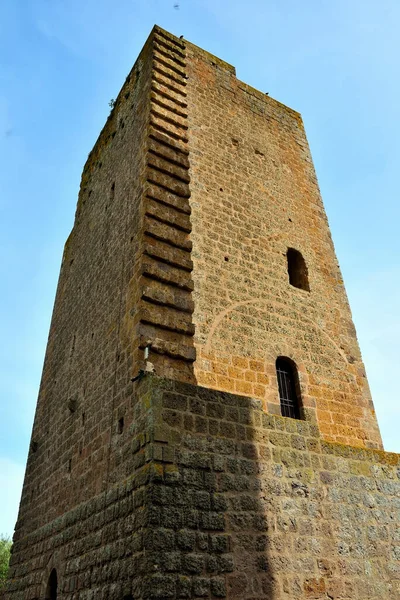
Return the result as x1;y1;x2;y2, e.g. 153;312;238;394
6;26;398;600
184;42;382;449
7;377;400;599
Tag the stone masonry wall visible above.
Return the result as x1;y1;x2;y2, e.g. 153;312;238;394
7;377;400;599
12;26;198;544
13;27;154;543
184;38;382;449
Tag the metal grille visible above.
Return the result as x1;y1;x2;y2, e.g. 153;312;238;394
276;359;300;419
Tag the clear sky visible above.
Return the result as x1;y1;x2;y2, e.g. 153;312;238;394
1;0;399;537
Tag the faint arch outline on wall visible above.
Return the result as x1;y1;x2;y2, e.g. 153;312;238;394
203;297;348;364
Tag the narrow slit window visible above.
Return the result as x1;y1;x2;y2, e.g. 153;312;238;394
276;358;301;419
287;248;310;291
46;569;58;600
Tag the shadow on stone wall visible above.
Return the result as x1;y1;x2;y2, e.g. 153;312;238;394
142;375;400;600
6;374;399;599
143;376;279;599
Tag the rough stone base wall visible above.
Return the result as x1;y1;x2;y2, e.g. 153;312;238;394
7;377;399;600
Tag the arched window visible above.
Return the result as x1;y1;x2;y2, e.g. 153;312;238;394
276;358;301;419
287;248;310;291
46;569;58;600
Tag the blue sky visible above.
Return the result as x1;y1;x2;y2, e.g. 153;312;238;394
1;0;399;537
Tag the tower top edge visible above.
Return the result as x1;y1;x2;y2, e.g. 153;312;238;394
149;24;301;118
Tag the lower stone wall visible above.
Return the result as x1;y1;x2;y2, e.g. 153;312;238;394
7;377;400;599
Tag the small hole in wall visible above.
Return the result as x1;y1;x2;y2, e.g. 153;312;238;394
67;458;72;472
91;332;95;338
70;334;76;356
70;259;74;266
68;398;77;414
232;138;239;146
118;417;124;434
288;218;292;222
88;190;92;197
82;412;86;426
219;188;223;192
124;91;130;100
79;442;83;456
224;256;229;262
30;440;38;453
130;236;134;242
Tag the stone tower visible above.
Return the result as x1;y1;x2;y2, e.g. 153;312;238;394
7;26;399;600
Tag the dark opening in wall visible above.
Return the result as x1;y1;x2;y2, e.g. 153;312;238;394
287;248;310;291
276;357;302;419
45;568;58;600
118;417;124;434
68;398;77;414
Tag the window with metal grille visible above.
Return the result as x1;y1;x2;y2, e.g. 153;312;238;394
276;358;301;419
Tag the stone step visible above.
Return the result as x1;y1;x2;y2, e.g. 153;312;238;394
153;50;187;79
148;137;190;169
146;198;192;233
144;237;193;272
140;302;195;335
142;279;194;313
147;152;190;184
152;71;187;98
154;40;186;65
153;63;187;89
146;182;191;214
138;323;196;361
144;215;192;250
150;113;188;144
149;126;189;156
151;81;188;109
147;165;190;198
150;105;188;131
150;90;187;120
154;28;185;51
142;257;194;291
